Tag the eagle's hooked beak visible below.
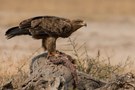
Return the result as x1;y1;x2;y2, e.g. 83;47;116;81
84;23;87;27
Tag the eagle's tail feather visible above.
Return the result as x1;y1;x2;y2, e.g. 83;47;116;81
5;26;30;39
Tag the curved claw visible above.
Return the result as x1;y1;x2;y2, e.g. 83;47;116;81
47;51;61;59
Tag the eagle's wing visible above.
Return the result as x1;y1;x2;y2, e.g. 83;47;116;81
19;16;72;37
19;18;32;29
31;17;72;37
19;16;44;29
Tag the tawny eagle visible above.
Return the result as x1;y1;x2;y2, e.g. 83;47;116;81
5;16;87;56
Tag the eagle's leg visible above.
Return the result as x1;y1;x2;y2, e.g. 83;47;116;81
42;39;47;51
46;37;59;57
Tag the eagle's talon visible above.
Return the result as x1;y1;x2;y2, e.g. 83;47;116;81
47;51;61;59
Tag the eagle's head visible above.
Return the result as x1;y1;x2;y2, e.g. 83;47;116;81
71;19;87;31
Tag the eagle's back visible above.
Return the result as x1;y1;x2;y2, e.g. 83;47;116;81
19;16;72;38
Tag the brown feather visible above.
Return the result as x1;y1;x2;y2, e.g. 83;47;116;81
5;16;86;55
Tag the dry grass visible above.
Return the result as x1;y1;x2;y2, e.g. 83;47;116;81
0;55;28;88
68;37;133;80
0;47;42;88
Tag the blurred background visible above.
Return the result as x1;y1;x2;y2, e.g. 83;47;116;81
0;0;135;73
0;0;135;26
